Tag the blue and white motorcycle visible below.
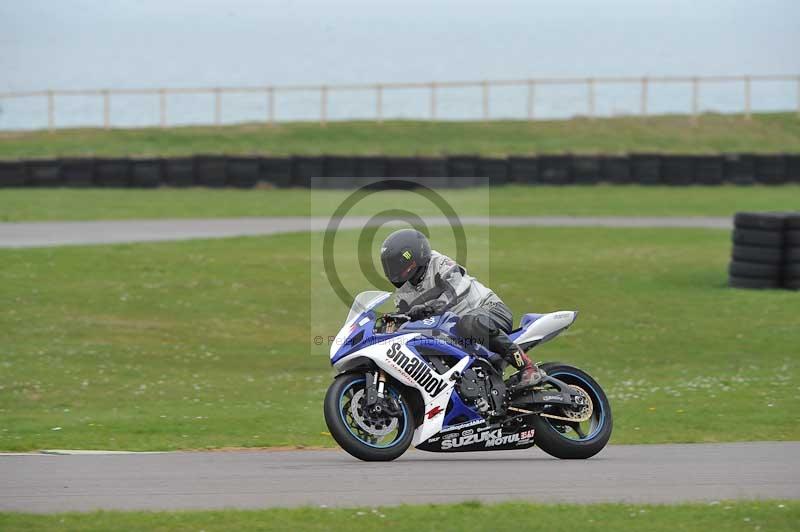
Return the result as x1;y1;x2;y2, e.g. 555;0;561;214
324;291;612;461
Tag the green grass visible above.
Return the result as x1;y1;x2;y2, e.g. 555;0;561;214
1;113;800;159
2;185;800;221
1;501;797;531
1;225;798;452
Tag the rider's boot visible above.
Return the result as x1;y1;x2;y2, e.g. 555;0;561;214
507;347;542;389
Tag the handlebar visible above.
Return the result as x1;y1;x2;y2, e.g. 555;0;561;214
376;312;410;334
382;312;411;322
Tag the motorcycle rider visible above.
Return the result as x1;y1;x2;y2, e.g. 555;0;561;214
379;228;541;388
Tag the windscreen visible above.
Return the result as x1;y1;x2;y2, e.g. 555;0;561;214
345;291;391;326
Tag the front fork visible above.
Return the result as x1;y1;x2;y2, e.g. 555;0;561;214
365;370;401;416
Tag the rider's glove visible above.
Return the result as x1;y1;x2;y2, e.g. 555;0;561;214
408;299;447;321
408;303;433;321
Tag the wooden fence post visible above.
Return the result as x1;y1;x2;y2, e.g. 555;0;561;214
320;85;328;126
640;77;648;117
587;77;595;119
267;87;275;126
482;80;489;121
102;90;110;130
430;82;437;121
691;77;699;124
744;76;751;120
47;90;55;132
527;80;535;120
214;88;222;125
797;76;800;118
159;89;167;128
376;84;383;124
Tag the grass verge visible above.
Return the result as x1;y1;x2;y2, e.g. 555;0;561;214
2;113;800;158
1;501;797;531
2;185;800;221
1;226;798;451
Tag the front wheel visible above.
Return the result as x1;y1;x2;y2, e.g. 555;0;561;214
531;363;613;459
323;373;415;461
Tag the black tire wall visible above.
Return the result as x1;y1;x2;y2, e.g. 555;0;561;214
1;153;799;188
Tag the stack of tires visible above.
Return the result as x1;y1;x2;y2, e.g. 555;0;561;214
730;212;800;290
784;215;800;290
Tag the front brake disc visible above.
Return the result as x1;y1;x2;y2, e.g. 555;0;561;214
349;389;398;437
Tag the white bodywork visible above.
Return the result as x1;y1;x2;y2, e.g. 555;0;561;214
333;333;469;447
514;311;578;346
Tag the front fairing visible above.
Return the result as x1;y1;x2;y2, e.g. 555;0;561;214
330;291;392;362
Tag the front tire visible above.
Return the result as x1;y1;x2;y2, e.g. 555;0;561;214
531;363;613;459
324;373;415;461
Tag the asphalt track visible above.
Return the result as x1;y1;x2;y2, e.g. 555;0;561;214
2;442;798;513
0;215;731;248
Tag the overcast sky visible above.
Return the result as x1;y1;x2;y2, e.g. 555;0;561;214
2;0;798;90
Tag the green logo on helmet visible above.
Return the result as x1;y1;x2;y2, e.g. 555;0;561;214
402;250;412;260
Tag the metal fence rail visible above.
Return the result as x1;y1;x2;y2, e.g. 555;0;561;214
1;74;798;132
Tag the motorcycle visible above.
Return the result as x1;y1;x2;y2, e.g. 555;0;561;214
323;290;612;461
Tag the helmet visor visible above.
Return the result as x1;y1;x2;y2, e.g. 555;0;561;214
381;250;418;286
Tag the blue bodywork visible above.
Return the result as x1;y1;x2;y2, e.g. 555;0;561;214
331;309;496;430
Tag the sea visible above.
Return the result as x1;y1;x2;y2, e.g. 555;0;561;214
1;0;798;130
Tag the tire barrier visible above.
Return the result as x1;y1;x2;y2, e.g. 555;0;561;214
0;160;27;186
729;211;800;291
356;156;388;184
447;156;478;185
261;157;292;188
724;154;755;185
94;158;131;187
478;158;509;186
571;156;602;185
601;156;631;184
27;159;62;187
388;157;419;178
291;156;323;188
787;155;800;182
661;156;694;186
508;156;538;184
194;155;227;188
692;155;724;185
754;155;786;185
130;158;161;188
538;155;571;185
418;157;450;188
785;213;800;291
630;154;661;185
163;157;195;187
2;153;800;188
226;156;260;188
61;158;95;187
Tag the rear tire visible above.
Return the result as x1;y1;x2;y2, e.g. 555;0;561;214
531;363;612;459
324;373;415;462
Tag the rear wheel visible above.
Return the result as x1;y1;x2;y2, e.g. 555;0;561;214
324;373;414;461
531;363;612;459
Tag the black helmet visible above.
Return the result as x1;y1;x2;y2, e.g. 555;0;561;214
380;229;431;288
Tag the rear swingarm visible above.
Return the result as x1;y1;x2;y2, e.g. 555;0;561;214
508;375;588;411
